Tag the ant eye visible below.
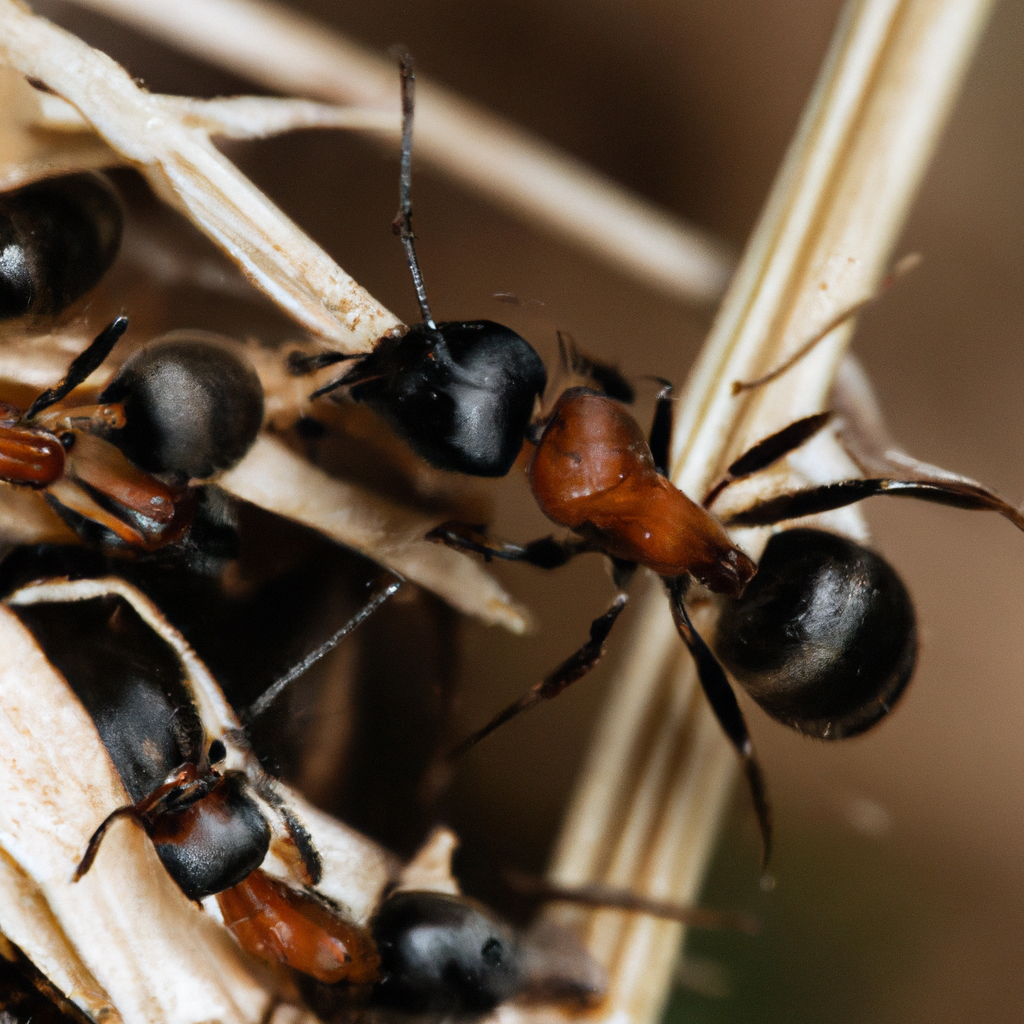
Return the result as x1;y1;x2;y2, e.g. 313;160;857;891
207;739;226;764
0;173;122;320
714;528;917;739
101;333;264;480
481;937;504;965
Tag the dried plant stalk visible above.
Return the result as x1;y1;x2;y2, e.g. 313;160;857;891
219;435;530;633
500;2;996;1023
64;0;735;305
0;0;401;349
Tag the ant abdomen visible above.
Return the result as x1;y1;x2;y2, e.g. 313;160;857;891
714;528;917;739
101;333;264;480
371;890;524;1015
0;173;123;320
346;320;547;477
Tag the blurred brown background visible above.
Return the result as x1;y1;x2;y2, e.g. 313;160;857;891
30;0;1024;1021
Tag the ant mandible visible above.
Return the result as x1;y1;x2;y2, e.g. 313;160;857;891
292;54;547;478
432;345;1024;865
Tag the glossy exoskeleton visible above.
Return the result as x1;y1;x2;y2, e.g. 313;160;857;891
299;55;547;477
372;890;524;1015
0;318;263;556
434;362;1024;863
0;173;123;320
13;593;272;900
11;582;385;985
714;528;917;739
9;578;607;1010
99;332;265;481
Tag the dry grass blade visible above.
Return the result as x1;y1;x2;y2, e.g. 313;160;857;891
219;435;531;634
0;605;312;1024
494;1;997;1023
0;0;400;349
63;0;735;305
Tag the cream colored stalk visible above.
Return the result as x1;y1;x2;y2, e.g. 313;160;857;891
63;0;735;305
0;1;400;349
502;2;996;1024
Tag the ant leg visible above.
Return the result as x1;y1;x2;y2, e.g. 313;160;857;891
648;380;674;478
731;253;920;394
502;869;759;934
702;411;834;507
721;476;1024;532
451;592;629;758
249;773;323;885
26;317;129;421
664;576;772;866
427;521;594;570
557;331;636;404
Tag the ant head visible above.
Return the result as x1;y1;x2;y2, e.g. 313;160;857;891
0;173;122;320
371;890;524;1014
714;528;917;738
353;53;546;477
350;320;547;476
100;333;264;480
152;773;271;901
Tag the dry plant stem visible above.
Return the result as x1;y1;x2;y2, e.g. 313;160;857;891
219;435;530;634
0;605;315;1024
62;0;735;305
501;2;996;1024
0;0;401;349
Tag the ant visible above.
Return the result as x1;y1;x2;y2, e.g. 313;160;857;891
0;316;263;556
0;173;123;321
291;54;548;478
13;572;397;985
7;573;617;1015
430;347;1024;865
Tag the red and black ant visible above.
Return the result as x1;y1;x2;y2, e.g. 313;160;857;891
0;316;264;557
7;574;620;1014
429;345;1024;865
0;173;123;321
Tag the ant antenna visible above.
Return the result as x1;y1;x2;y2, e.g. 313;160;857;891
393;53;436;330
26;316;128;421
246;574;403;722
732;253;921;394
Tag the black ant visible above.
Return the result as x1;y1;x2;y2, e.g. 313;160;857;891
430;349;1024;865
292;55;548;478
12;573;397;984
0;317;263;556
0;173;123;321
7;574;621;1014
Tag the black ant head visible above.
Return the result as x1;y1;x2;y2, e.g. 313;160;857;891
714;528;917;739
371;890;524;1015
0;173;122;320
340;52;547;477
101;333;264;480
347;320;547;476
153;772;271;901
